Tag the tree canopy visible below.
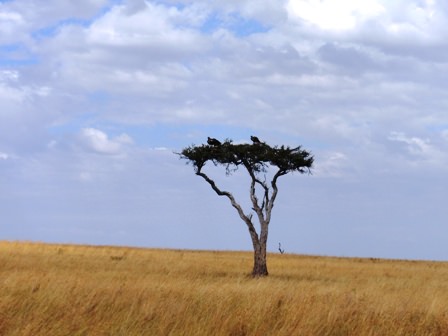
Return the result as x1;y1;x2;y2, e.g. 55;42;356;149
180;139;313;177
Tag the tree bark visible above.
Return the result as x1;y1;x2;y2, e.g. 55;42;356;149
252;238;268;277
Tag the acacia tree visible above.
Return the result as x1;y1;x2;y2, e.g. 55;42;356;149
179;138;313;277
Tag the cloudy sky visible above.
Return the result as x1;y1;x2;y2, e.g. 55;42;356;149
1;0;448;260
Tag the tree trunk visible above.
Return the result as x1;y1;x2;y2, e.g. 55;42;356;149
252;241;268;277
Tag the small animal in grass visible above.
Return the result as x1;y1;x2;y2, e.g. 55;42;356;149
278;243;285;254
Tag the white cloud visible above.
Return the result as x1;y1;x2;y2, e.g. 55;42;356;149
0;70;20;82
86;2;205;50
79;128;133;155
314;151;349;178
0;152;8;160
0;82;24;103
285;0;448;51
287;0;385;31
389;132;430;155
0;0;110;45
4;0;109;26
388;131;445;165
0;10;26;43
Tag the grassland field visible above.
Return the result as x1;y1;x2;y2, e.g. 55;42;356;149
1;241;448;335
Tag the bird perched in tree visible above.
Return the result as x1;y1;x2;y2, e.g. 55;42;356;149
207;137;222;146
251;135;261;144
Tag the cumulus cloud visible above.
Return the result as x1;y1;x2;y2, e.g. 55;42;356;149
389;131;428;149
388;131;440;158
87;2;205;51
79;128;133;155
0;10;26;43
286;0;445;40
287;0;385;31
313;152;350;178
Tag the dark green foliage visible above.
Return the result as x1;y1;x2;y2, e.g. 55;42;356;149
179;139;313;175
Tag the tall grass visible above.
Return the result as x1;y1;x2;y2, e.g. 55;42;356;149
1;241;448;335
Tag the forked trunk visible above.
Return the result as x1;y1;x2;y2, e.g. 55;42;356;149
252;242;268;277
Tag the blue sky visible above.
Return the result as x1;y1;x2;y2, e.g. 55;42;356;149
1;0;448;261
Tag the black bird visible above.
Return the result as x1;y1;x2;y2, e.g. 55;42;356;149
251;135;261;144
207;137;222;146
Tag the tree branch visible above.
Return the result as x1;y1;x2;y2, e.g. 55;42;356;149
241;162;270;236
195;170;260;244
266;169;286;223
254;177;270;215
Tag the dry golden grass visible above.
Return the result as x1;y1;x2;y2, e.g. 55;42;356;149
1;241;448;335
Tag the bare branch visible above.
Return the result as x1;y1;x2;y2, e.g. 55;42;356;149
195;170;259;245
243;162;266;227
266;169;286;223
254;178;270;215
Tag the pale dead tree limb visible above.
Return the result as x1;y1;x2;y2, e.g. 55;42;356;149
196;170;260;248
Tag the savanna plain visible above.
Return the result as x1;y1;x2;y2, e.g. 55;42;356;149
1;241;448;335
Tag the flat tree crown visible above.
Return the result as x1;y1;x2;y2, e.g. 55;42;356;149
180;139;313;175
